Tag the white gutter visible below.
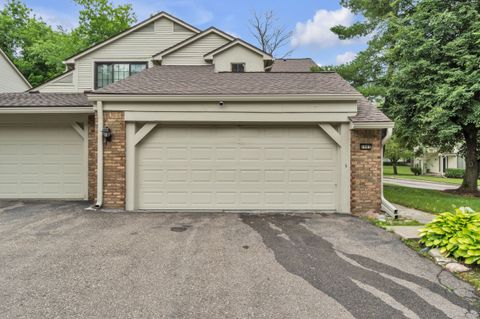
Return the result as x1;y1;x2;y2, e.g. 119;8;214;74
381;128;398;218
95;101;104;208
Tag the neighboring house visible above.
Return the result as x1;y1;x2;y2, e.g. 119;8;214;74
0;48;31;92
0;12;393;215
414;148;465;175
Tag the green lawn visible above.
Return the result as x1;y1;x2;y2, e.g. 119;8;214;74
383;165;465;185
384;184;480;214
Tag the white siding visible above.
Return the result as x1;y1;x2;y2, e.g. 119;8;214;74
213;44;265;72
75;18;195;91
0;54;30;92
162;33;229;66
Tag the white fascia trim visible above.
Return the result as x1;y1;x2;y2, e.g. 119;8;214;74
33;70;74;91
0;107;94;114
88;94;363;102
350;121;395;129
153;28;235;60
0;48;32;89
204;40;272;60
65;12;200;64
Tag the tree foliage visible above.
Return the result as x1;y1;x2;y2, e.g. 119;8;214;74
0;0;136;87
329;0;480;192
384;135;413;175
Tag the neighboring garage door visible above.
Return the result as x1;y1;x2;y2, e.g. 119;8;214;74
0;123;86;199
136;125;338;210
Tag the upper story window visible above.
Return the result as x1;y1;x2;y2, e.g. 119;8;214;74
95;62;148;89
231;63;245;73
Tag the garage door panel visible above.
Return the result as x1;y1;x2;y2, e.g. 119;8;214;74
136;125;338;210
0;124;86;199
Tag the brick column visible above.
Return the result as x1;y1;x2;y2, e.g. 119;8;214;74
103;112;126;209
350;129;382;215
88;115;97;201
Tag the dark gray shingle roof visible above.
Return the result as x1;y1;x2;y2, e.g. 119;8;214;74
351;96;391;123
270;58;318;72
0;93;92;107
94;65;359;95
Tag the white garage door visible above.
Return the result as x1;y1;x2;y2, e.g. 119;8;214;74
136;125;339;210
0;124;86;199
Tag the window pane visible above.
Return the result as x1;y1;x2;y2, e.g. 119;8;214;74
96;64;113;89
232;63;245;73
131;63;147;75
114;64;130;82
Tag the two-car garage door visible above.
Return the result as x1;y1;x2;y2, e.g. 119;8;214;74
135;125;339;210
0;123;86;199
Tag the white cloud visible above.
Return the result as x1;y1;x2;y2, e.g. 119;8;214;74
336;51;357;64
292;8;362;48
31;8;78;31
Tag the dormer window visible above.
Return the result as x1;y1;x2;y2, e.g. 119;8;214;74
231;63;245;73
95;62;148;89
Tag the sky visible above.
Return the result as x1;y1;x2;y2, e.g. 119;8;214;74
0;0;368;66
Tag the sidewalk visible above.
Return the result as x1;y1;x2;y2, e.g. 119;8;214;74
384;177;458;191
385;204;436;239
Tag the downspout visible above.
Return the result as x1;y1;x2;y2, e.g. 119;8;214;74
381;128;398;218
95;100;104;208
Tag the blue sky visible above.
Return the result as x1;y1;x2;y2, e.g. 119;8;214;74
1;0;368;66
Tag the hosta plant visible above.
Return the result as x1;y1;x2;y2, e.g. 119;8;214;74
420;208;480;265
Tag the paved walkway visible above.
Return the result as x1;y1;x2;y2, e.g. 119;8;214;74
384;177;458;191
394;204;436;224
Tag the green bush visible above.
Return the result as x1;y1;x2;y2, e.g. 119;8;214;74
420;208;480;265
410;166;422;176
445;168;465;178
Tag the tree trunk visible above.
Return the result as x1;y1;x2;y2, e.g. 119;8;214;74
460;124;479;193
393;161;398;175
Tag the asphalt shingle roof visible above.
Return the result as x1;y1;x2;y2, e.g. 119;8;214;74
0;67;391;124
351;96;391;123
0;93;92;107
270;58;318;72
94;65;359;96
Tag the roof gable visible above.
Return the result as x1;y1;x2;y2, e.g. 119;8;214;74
0;48;31;89
152;27;234;60
204;39;272;61
64;11;200;63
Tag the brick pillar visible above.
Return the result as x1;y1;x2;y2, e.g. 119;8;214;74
88;115;97;201
350;129;382;215
103;112;126;209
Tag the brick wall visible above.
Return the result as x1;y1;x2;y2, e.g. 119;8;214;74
103;112;126;208
88;115;97;201
350;129;383;215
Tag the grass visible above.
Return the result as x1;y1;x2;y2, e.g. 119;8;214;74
384;184;480;214
371;218;423;228
384;165;465;185
403;239;480;295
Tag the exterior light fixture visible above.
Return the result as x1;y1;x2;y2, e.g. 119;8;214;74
360;143;373;150
102;127;112;144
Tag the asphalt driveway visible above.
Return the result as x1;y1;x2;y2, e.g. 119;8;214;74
0;201;478;318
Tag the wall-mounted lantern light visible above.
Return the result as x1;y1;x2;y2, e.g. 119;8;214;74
360;143;373;151
102;127;112;144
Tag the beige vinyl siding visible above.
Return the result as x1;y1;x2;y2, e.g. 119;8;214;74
162;33;229;66
38;72;77;93
213;44;265;72
76;17;195;91
0;54;30;92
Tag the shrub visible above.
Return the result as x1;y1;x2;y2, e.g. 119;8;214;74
445;168;465;178
420;208;480;265
410;166;422;176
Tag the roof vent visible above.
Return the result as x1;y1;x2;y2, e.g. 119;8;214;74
29;90;40;94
